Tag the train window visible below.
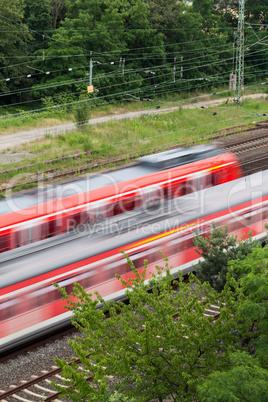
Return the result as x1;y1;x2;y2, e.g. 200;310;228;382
47;220;58;238
0;234;9;252
67;212;84;231
53;216;69;235
228;214;248;232
130;249;150;267
79;211;88;225
134;195;142;209
149;188;163;206
118;262;131;275
204;174;213;188
147;248;161;264
76;271;96;290
105;261;121;279
98;204;107;221
72;213;81;226
77;276;89;289
168;182;181;199
60;216;69;233
113;202;123;216
45;286;61;303
180;234;194;251
112;195;139;216
163;185;171;199
163;243;174;258
102;259;130;280
14;231;19;248
31;224;42;243
197;222;211;236
248;208;262;225
39;222;48;240
181;180;196;196
86;208;97;224
263;205;268;221
242;211;253;224
14;229;29;247
238;207;266;227
1;299;17;321
211;172;218;186
60;278;75;295
31;288;46;309
164;238;179;256
180;181;187;196
134;256;145;269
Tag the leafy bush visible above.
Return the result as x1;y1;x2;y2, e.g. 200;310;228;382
194;223;259;292
73;96;91;128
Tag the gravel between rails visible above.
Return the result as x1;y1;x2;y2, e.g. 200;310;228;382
0;331;80;391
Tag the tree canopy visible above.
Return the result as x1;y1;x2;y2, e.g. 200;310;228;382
193;223;259;292
1;0;267;106
0;0;32;97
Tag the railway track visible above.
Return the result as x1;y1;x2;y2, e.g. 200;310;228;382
240;154;268;175
0;302;220;401
224;133;268;154
1;121;268;192
0;327;75;364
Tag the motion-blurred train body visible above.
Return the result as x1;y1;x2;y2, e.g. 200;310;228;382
0;145;241;253
1;170;267;354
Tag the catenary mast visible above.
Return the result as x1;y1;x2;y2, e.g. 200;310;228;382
234;0;245;103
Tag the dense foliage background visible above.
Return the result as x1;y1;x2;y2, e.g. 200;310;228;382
0;0;267;108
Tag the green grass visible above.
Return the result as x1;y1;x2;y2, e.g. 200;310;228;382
0;81;266;134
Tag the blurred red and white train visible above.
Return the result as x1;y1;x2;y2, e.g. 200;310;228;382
1;170;267;354
0;145;241;253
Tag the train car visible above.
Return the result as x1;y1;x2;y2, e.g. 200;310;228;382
0;170;267;354
0;144;241;253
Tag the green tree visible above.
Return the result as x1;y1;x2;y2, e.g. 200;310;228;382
50;0;67;29
193;223;259;292
198;351;268;401
0;0;32;102
225;245;268;368
245;0;268;25
212;0;239;27
23;0;53;53
36;0;164;100
53;256;237;401
198;244;268;400
145;0;181;32
73;94;91;128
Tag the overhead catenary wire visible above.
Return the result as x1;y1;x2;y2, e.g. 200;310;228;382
0;61;266;117
0;25;265;83
1;44;263;99
0;21;266;115
0;59;266;118
1;35;265;82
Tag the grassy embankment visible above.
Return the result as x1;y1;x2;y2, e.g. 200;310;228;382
0;92;267;194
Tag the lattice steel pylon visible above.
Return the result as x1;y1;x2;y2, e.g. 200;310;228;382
234;0;245;103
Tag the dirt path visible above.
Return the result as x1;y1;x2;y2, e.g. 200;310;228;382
0;94;265;159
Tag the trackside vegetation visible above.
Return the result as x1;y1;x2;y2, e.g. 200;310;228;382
53;229;268;401
193;223;260;292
